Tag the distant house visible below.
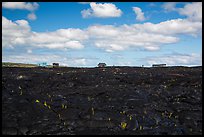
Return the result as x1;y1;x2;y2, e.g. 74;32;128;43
152;64;166;67
98;63;106;67
53;63;59;68
38;62;47;67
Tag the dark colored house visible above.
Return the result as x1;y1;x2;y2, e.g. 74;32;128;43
98;63;106;67
152;64;166;67
53;63;59;68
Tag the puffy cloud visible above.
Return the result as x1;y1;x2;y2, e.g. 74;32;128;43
27;12;37;20
2;16;87;50
132;7;146;21
81;9;92;18
86;17;201;52
145;53;202;66
2;16;30;31
87;25;119;37
2;2;39;11
2;15;201;52
56;28;88;40
81;2;122;18
3;2;39;21
162;2;178;11
178;2;202;22
2;16;30;48
162;2;202;22
133;19;202;35
34;41;84;49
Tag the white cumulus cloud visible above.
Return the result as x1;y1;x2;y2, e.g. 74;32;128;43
2;16;87;50
178;2;202;22
133;19;202;35
86;17;201;52
132;7;146;21
2;14;202;52
27;12;37;20
162;2;178;11
3;2;39;21
81;2;122;18
162;2;202;22
2;2;39;11
2;16;30;48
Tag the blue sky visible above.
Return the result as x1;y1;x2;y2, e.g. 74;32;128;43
2;2;202;67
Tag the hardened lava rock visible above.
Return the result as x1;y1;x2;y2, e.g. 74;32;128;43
2;66;202;135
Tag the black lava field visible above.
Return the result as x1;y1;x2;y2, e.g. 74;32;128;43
2;66;202;135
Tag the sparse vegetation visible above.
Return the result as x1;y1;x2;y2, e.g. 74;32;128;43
2;66;202;135
2;62;38;68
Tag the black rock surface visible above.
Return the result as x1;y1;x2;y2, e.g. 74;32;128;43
2;66;202;135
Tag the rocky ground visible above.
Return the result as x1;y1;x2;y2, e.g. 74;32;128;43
2;66;202;135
